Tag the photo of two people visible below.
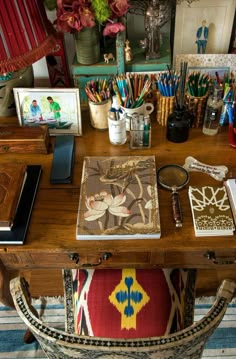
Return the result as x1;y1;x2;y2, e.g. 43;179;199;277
13;89;82;136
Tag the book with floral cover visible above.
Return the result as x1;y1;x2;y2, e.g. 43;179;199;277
188;186;235;237
76;156;161;240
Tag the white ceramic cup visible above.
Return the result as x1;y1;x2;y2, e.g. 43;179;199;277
120;102;154;130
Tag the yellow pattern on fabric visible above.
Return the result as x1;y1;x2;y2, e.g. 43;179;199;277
109;269;150;329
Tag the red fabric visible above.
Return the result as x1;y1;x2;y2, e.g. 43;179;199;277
87;270;171;338
73;269;187;339
0;0;57;73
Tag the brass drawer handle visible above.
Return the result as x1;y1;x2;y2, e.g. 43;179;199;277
68;252;112;267
204;251;236;265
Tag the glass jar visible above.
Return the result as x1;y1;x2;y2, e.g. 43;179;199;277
202;87;223;135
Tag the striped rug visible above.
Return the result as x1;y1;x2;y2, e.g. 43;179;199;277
0;297;235;358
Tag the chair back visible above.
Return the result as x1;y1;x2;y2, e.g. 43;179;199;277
10;274;236;359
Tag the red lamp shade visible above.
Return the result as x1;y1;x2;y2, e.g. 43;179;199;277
0;0;57;74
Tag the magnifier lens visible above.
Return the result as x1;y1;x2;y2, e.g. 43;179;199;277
157;165;189;189
157;165;189;227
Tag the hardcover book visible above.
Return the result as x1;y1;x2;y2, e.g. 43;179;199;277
0;163;27;230
76;156;161;240
0;165;42;245
188;186;235;237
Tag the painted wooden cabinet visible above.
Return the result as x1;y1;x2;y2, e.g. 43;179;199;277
72;32;171;107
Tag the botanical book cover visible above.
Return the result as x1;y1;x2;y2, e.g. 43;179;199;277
76;156;161;240
188;186;235;237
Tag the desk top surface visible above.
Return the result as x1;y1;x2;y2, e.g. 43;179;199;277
0;114;236;255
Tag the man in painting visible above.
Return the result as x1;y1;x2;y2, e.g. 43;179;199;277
47;96;61;121
196;20;209;54
30;100;42;119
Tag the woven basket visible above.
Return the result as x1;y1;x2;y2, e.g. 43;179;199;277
156;93;175;126
185;92;208;128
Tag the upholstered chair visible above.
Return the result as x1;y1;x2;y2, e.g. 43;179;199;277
10;269;236;359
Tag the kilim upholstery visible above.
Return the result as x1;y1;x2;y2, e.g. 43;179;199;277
10;271;236;359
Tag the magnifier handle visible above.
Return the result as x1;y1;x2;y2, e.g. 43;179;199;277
171;191;182;228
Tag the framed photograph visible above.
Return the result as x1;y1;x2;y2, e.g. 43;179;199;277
175;54;236;77
173;0;235;60
13;88;82;136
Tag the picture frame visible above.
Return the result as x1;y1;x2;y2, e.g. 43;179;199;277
173;0;235;60
175;54;236;77
13;88;82;136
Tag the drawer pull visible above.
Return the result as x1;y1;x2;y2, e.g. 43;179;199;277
68;252;112;267
204;251;236;265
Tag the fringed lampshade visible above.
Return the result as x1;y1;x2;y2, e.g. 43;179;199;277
0;0;57;74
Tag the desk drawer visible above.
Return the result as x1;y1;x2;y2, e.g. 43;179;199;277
150;250;236;268
0;251;156;269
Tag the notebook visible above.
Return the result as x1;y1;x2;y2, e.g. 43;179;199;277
76;156;161;240
188;186;235;237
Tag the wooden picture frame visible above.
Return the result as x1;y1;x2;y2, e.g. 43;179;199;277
173;0;235;60
13;88;82;136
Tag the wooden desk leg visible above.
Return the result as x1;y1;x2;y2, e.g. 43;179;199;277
0;260;35;343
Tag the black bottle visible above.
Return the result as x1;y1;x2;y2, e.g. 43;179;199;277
166;107;193;143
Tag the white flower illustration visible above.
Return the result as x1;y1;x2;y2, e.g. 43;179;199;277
84;191;131;221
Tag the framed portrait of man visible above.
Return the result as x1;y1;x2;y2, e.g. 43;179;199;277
173;0;235;61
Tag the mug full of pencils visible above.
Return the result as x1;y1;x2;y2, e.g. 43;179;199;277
85;79;112;130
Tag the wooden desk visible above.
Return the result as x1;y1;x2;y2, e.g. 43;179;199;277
1;115;236;304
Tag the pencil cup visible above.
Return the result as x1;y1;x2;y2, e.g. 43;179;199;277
156;93;175;126
120;102;154;131
185;92;208;128
88;99;112;130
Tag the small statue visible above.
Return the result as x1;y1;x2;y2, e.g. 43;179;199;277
144;0;168;60
124;39;133;62
104;53;115;63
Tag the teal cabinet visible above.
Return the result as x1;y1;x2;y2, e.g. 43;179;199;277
72;33;170;107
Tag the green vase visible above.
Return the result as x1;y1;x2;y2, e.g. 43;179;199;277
74;26;100;65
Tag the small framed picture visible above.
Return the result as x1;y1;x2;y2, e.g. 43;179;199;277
13;88;82;136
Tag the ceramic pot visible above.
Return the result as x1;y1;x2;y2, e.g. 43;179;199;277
166;107;193;143
74;26;100;65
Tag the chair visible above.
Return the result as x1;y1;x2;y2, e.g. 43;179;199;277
10;269;236;359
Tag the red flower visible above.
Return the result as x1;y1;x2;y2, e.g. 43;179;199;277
56;0;129;36
108;0;130;17
57;10;83;32
103;22;125;37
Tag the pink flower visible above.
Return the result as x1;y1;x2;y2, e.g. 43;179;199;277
108;0;130;17
84;191;131;221
57;10;83;32
103;22;125;37
56;0;95;33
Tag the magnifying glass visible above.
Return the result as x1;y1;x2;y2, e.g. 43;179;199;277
157;164;189;228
